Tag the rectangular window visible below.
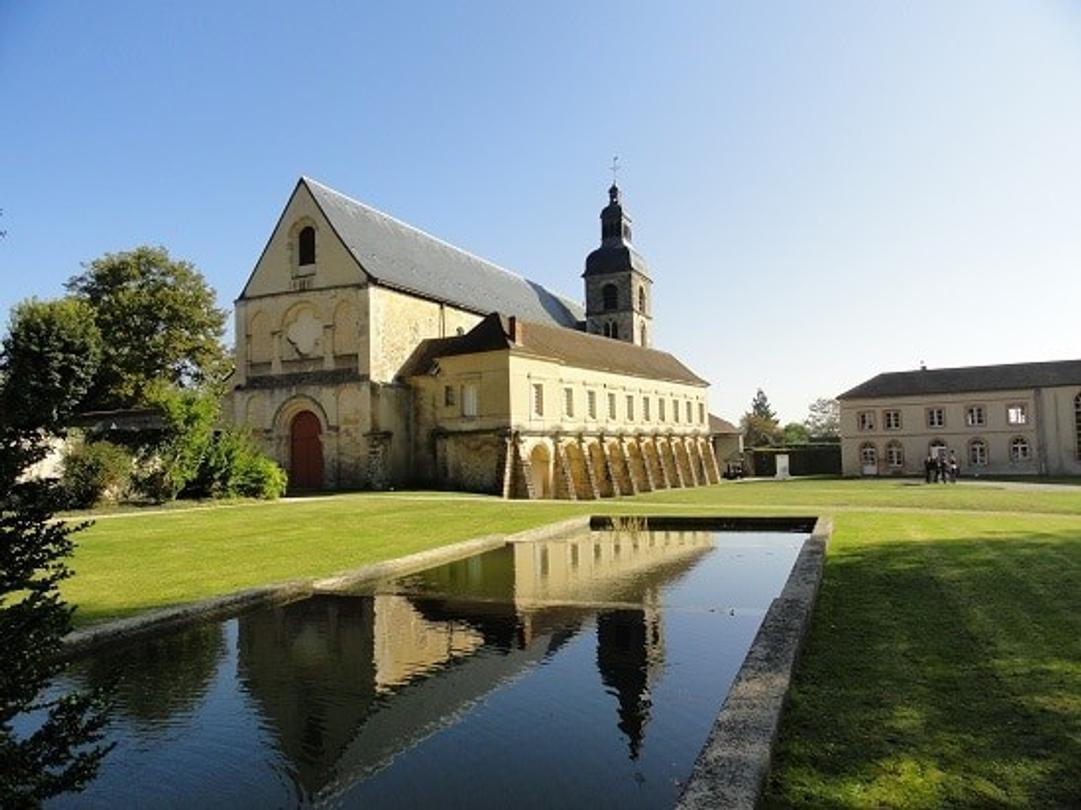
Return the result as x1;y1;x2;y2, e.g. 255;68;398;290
443;385;456;407
659;398;666;422
966;405;985;427
883;410;902;430
587;390;597;419
608;392;617;420
1007;404;1027;425
673;398;680;423
626;395;635;421
643;397;651;421
563;387;574;418
462;384;478;417
685;401;692;423
857;411;875;431
698;402;705;424
532;383;544;417
927;407;945;428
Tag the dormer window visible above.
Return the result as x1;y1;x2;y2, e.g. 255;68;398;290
298;226;316;266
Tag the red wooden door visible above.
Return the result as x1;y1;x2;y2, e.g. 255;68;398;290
290;411;324;490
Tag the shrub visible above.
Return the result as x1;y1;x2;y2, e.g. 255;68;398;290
62;440;133;508
187;427;286;500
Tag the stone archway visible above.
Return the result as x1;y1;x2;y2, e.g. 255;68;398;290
529;444;552;499
588;440;614;497
563;441;595;500
290;411;324;490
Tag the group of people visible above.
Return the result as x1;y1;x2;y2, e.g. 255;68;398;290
924;451;959;484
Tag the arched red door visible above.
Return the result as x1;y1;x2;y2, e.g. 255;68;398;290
290;411;324;490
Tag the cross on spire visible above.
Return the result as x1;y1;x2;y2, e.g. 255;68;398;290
609;155;621;186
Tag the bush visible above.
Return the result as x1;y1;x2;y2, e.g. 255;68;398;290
62;440;133;507
186;428;286;500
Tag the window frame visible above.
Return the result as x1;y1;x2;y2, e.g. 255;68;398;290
883;409;902;431
885;441;904;469
1010;436;1031;463
462;384;478;418
968;438;988;467
926;407;946;429
857;410;876;432
1006;403;1028;426
965;404;986;428
531;383;544;418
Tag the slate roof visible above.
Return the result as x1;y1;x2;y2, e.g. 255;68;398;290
709;414;740;435
304;178;585;328
838;359;1081;400
400;313;708;386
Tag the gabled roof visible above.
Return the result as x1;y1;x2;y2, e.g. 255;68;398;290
401;313;708;386
303;178;585;328
709;414;739;435
838;359;1081;400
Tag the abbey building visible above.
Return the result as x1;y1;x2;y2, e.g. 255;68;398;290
227;178;719;497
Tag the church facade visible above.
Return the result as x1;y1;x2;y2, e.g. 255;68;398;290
227;178;718;497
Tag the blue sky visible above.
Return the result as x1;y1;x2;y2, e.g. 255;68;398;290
2;1;1080;422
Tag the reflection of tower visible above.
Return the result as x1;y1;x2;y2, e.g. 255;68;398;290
595;600;665;759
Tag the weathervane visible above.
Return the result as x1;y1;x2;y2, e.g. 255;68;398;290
609;155;621;186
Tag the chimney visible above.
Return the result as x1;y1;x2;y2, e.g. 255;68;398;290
508;316;523;345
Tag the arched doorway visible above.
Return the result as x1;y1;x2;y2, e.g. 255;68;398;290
290;411;324;490
529;444;552;499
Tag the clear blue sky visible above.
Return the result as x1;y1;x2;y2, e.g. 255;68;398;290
2;1;1080;423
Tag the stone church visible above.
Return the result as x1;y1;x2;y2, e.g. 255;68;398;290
227;177;719;498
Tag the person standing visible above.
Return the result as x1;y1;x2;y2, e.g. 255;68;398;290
948;451;959;483
924;453;935;484
937;452;948;484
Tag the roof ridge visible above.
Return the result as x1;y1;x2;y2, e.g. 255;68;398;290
302;177;583;310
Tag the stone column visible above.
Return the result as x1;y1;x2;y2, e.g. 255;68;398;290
651;436;671;489
501;432;517;499
631;436;655;492
552;436;577;501
685;437;702;487
669;435;687;488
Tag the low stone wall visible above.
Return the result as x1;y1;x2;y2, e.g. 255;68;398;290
675;516;832;809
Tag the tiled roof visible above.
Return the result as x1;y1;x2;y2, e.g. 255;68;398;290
400;313;708;386
838;359;1081;400
709;414;739;434
305;178;585;328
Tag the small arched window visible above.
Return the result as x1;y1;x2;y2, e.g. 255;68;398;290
610;322;619;340
885;441;904;468
1010;436;1031;463
638;286;646;313
639;323;647;346
298;226;316;266
968;439;988;466
602;283;618;311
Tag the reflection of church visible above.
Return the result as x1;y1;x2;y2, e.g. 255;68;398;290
228;178;721;497
227;531;712;800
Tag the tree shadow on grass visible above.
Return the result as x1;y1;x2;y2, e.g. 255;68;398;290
764;531;1081;809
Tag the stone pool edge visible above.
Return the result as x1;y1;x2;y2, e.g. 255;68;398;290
675;514;832;810
61;515;591;658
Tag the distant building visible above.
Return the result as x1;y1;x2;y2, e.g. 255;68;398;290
838;360;1081;477
708;414;743;470
227;178;719;496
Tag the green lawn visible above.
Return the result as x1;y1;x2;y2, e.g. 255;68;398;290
60;479;1081;806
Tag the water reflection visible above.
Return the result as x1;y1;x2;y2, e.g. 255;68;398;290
44;529;802;808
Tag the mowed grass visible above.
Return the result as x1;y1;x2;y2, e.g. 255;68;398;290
59;478;1081;806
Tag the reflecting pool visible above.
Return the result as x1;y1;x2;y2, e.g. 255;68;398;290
34;529;805;808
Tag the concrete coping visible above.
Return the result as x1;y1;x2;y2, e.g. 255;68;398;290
675;515;832;810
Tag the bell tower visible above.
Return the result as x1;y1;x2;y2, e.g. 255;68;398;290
583;183;653;347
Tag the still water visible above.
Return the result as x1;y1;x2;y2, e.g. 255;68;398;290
40;529;805;809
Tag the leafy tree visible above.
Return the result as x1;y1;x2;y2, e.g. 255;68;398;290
137;383;220;502
804;397;841;439
0;299;101;430
750;388;777;421
65;246;227;409
740;413;782;448
782;422;811;445
1;306;111;805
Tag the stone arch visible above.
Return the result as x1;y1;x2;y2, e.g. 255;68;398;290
641;439;667;488
673;440;694;485
588;440;615;497
333;300;360;356
529;443;553;499
247;309;272;365
607;438;633;494
563;441;594;500
625;440;651;492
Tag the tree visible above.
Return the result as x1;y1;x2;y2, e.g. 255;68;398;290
1;306;110;804
65;246;227;409
0;298;102;431
137;383;221;501
782;422;811;445
750;388;776;421
804;397;841;440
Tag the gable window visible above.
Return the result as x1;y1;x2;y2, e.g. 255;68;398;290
532;383;544;417
602;283;618;311
1010;436;1031;463
298;226;316;266
608;392;617;420
564;387;574;418
965;405;985;427
626;395;635;421
886;441;904;469
927;407;945;429
968;439;988;466
883;410;902;430
462;384;478;417
587;390;597;420
857;411;875;432
1007;404;1028;425
659;398;666;422
643;397;651;421
443;385;456;408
